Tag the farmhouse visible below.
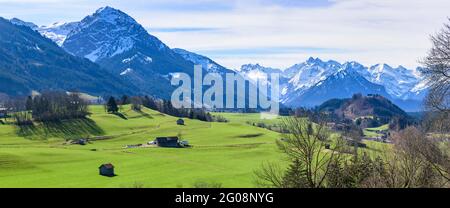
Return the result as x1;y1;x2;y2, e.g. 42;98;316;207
99;163;115;177
155;137;180;148
177;118;185;125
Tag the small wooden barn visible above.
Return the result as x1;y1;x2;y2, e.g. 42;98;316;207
0;107;7;118
155;137;180;148
71;139;87;145
99;163;115;177
176;118;185;125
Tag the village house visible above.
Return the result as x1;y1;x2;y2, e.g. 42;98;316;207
155;137;180;148
99;163;115;177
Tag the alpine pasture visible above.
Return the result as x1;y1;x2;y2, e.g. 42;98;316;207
0;105;283;188
0;105;388;187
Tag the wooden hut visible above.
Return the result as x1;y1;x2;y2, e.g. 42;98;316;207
155;137;180;148
99;163;115;177
177;119;185;125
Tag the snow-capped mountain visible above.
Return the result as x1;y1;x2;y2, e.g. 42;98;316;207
402;78;429;101
353;63;422;98
39;21;79;46
283;62;392;107
239;64;284;85
240;64;283;74
173;48;234;74
9;18;38;30
62;6;167;62
60;6;194;99
9;18;79;46
239;57;428;111
282;58;342;97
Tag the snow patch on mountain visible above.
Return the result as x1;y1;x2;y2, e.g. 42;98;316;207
239;64;282;84
122;53;153;64
34;44;42;52
120;68;133;76
38;21;79;46
10;18;80;46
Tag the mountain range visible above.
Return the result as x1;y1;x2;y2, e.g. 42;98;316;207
239;59;427;111
1;6;428;111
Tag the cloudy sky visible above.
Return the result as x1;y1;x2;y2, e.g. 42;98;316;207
1;0;450;70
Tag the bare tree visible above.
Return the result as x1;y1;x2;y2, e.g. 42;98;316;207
389;127;448;187
418;18;450;187
254;162;287;188
262;116;345;188
421;19;450;114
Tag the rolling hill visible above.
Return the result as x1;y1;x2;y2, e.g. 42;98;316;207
0;105;282;187
318;94;410;121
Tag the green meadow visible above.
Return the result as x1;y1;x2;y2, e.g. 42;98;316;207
364;124;390;137
0;105;284;188
0;106;387;188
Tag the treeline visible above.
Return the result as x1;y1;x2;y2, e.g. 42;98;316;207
287;106;411;132
3;91;89;124
2;92;228;124
29;91;89;121
104;95;228;122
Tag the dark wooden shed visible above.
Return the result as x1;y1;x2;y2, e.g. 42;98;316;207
155;137;180;148
176;119;185;125
0;108;7;118
99;163;115;177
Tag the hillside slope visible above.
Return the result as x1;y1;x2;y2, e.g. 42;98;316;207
0;17;136;96
318;94;410;121
0;105;282;187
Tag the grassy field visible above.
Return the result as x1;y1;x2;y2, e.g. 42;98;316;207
364;124;389;137
212;112;284;124
0;105;284;188
366;124;389;131
0;106;388;187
